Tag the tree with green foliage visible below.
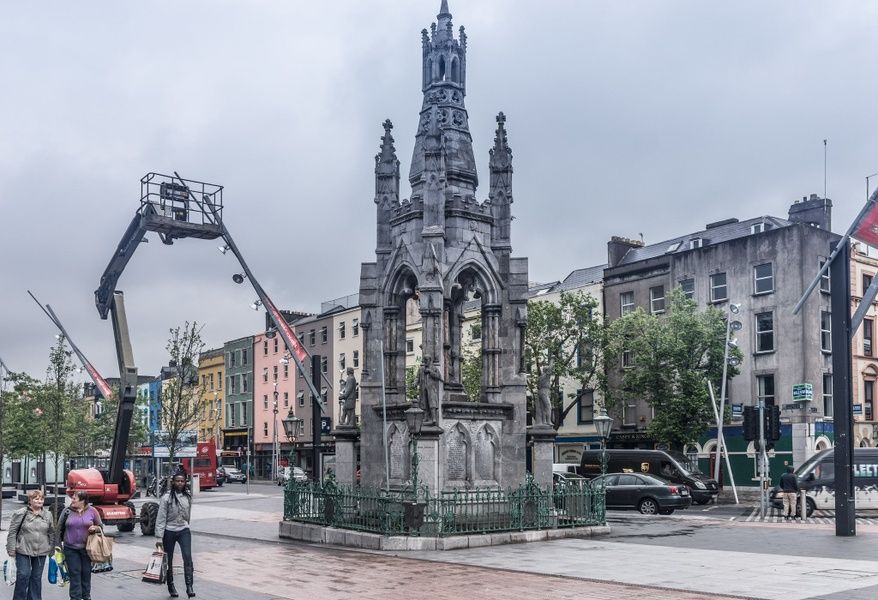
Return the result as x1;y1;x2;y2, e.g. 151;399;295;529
405;357;421;402
460;345;482;402
160;322;207;467
603;288;742;450
524;290;605;429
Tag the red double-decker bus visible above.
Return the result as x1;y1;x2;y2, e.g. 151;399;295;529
180;443;218;490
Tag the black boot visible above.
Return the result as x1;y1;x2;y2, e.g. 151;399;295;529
167;575;179;598
184;567;195;598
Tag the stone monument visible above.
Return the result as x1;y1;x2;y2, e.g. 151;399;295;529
358;1;531;492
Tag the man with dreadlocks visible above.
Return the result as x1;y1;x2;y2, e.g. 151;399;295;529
155;470;195;598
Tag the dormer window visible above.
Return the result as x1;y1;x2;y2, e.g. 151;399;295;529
690;238;703;249
751;222;772;234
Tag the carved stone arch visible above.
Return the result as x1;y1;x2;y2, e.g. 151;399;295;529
447;261;500;305
450;56;459;83
387;422;410;482
439;55;447;81
475;423;500;483
383;263;420;306
445;422;472;483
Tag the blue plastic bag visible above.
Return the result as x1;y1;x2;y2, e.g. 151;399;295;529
48;556;58;584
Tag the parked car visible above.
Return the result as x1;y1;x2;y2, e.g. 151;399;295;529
581;449;718;505
224;467;247;483
590;472;692;515
276;466;307;485
216;466;226;486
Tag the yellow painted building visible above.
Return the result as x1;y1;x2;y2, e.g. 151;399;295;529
198;348;225;448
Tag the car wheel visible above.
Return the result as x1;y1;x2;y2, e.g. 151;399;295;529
797;498;816;518
638;498;659;515
117;501;136;532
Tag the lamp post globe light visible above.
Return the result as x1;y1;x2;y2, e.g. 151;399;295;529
282;408;305;477
593;412;613;476
404;406;425;493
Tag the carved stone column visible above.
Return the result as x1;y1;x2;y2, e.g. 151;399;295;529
332;426;359;486
482;304;502;403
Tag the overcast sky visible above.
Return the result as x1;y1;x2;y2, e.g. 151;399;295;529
2;0;877;382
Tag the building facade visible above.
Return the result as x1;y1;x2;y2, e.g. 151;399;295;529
197;348;224;449
602;195;838;469
252;332;295;479
223;336;254;456
850;241;878;447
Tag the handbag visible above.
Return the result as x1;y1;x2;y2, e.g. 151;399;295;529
2;558;16;586
85;530;113;563
141;545;167;584
48;556;58;584
53;547;69;587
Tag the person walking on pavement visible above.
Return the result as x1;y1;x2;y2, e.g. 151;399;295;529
6;489;55;600
57;490;103;600
156;470;195;598
780;465;800;520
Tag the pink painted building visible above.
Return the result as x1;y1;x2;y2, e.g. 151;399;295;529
252;332;295;479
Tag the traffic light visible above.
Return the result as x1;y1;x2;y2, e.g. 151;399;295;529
766;405;781;441
743;406;758;441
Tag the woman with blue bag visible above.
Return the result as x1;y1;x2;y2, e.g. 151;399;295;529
6;489;55;600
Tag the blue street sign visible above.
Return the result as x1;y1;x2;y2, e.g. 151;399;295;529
853;404;863;415
732;403;744;417
321;416;332;434
792;383;813;402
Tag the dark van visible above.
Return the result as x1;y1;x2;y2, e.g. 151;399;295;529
580;449;719;504
770;448;878;517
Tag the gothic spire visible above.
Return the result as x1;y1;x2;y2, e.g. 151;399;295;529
375;119;400;203
489;112;513;172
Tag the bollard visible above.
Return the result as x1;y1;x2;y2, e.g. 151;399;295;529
799;490;807;520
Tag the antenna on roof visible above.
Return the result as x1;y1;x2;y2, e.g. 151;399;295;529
639;232;644;243
823;139;828;199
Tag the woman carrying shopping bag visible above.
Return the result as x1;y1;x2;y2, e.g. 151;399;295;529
156;470;195;598
6;489;55;600
57;490;102;600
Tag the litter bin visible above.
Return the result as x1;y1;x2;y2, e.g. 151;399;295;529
190;474;201;496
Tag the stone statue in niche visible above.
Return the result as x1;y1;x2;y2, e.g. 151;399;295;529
338;367;358;427
535;357;553;427
416;356;443;425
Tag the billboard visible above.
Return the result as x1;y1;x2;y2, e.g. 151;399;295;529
152;430;198;458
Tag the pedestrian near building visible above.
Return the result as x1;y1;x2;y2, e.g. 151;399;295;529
156;471;195;598
57;490;103;600
6;489;55;600
780;465;800;519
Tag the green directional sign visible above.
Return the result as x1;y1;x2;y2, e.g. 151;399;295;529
792;383;813;402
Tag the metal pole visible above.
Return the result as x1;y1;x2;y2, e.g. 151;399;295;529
0;357;7;529
758;398;766;519
311;355;322;483
830;241;856;536
714;314;733;482
708;382;738;503
272;386;278;483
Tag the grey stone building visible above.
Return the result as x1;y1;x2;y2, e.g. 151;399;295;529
289;310;335;477
357;1;531;490
602;195;838;465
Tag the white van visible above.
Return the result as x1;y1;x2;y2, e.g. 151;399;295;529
771;448;878;516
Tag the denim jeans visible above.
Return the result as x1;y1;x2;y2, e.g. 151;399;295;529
64;546;92;600
162;528;193;583
13;554;45;600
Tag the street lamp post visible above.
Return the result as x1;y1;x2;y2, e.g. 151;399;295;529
282;408;304;476
714;303;742;483
272;383;279;483
594;412;613;476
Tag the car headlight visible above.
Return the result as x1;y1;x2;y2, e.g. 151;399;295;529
694;481;707;490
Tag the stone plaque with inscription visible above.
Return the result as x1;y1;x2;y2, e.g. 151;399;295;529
446;427;468;481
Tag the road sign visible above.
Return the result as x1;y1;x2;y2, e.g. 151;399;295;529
152;430;197;458
320;416;332;434
732;403;744;417
792;383;813;402
782;403;798;411
853;404;863;415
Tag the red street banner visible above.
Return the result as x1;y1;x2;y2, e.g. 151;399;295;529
83;361;114;400
263;296;308;363
852;200;878;247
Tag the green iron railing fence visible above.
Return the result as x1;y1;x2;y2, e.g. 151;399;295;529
284;475;606;537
